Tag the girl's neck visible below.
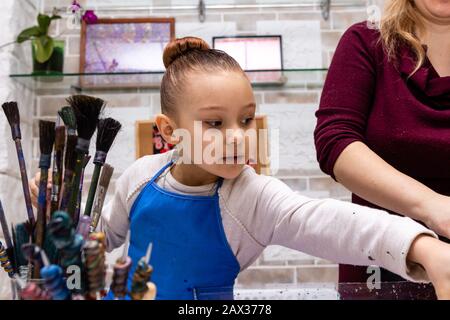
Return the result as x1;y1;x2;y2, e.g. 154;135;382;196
170;162;219;186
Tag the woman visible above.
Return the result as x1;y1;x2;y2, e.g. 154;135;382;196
314;0;450;288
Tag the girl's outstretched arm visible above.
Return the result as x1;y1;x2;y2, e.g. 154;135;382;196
248;176;445;288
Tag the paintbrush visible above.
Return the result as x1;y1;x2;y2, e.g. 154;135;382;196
0;199;16;273
84;118;121;217
58;106;77;212
2;102;35;226
35;121;55;253
74;154;91;228
66;95;104;221
12;222;32;269
0;240;14;278
90;163;114;232
50;117;66;216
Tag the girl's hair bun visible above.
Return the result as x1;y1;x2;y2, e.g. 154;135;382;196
163;37;210;68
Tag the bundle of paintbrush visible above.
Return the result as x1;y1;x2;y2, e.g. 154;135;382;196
0;95;132;300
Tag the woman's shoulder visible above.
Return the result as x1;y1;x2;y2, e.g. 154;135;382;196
341;21;382;50
331;21;385;67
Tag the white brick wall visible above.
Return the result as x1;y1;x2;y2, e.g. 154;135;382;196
1;0;383;294
0;0;38;299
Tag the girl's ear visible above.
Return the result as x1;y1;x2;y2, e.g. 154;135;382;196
155;114;180;145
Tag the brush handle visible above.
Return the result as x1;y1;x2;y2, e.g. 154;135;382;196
35;169;48;249
0;201;16;273
74;155;91;227
59;170;74;212
67;152;85;222
84;164;102;218
14;139;35;226
50;149;63;216
74;165;86;228
0;200;13;250
90;174;112;232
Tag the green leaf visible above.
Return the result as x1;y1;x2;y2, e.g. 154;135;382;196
37;14;51;34
34;36;54;63
17;26;42;43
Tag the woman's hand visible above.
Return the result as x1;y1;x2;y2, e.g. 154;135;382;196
415;193;450;240
408;235;450;299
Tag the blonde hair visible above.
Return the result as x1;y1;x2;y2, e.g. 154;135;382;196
380;0;426;75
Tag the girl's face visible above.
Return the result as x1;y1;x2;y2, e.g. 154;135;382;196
173;70;257;180
414;0;450;23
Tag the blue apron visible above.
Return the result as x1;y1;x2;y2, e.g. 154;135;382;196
107;160;240;300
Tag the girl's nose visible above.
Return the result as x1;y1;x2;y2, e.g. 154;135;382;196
226;128;244;145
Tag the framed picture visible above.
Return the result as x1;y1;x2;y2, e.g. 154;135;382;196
135;120;175;160
213;35;285;86
135;116;270;175
79;17;175;89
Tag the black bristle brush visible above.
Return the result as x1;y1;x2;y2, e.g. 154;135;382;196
35;120;55;252
50;117;66;216
2;102;35;226
58;106;78;212
66;95;104;221
84;118;121;217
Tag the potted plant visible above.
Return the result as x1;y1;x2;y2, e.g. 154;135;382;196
17;13;64;75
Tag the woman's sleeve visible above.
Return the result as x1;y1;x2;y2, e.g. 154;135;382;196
252;177;437;282
314;22;378;180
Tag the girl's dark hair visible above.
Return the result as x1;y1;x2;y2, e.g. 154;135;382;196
161;37;244;115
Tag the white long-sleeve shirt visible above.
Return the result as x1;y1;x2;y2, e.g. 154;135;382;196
99;150;436;282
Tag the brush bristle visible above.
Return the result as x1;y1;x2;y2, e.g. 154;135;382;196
55;126;66;151
58;106;77;131
99;163;114;186
39;120;56;155
2;101;20;127
96;118;122;153
64;134;78;172
67;95;105;140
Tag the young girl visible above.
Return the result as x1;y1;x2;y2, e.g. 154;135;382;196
32;37;450;300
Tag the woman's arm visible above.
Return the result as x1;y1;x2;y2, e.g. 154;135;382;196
334;141;450;238
314;23;450;238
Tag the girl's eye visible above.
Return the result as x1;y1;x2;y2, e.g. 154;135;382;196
241;117;254;126
205;120;222;127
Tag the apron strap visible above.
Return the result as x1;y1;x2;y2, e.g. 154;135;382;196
149;160;174;184
214;177;224;195
152;160;223;196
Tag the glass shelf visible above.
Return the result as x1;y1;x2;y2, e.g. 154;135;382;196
10;69;328;94
42;0;367;13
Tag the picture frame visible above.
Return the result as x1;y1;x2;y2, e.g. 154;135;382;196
79;17;175;90
135;115;270;175
213;35;286;86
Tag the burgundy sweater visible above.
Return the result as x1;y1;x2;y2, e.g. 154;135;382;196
314;22;450;283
